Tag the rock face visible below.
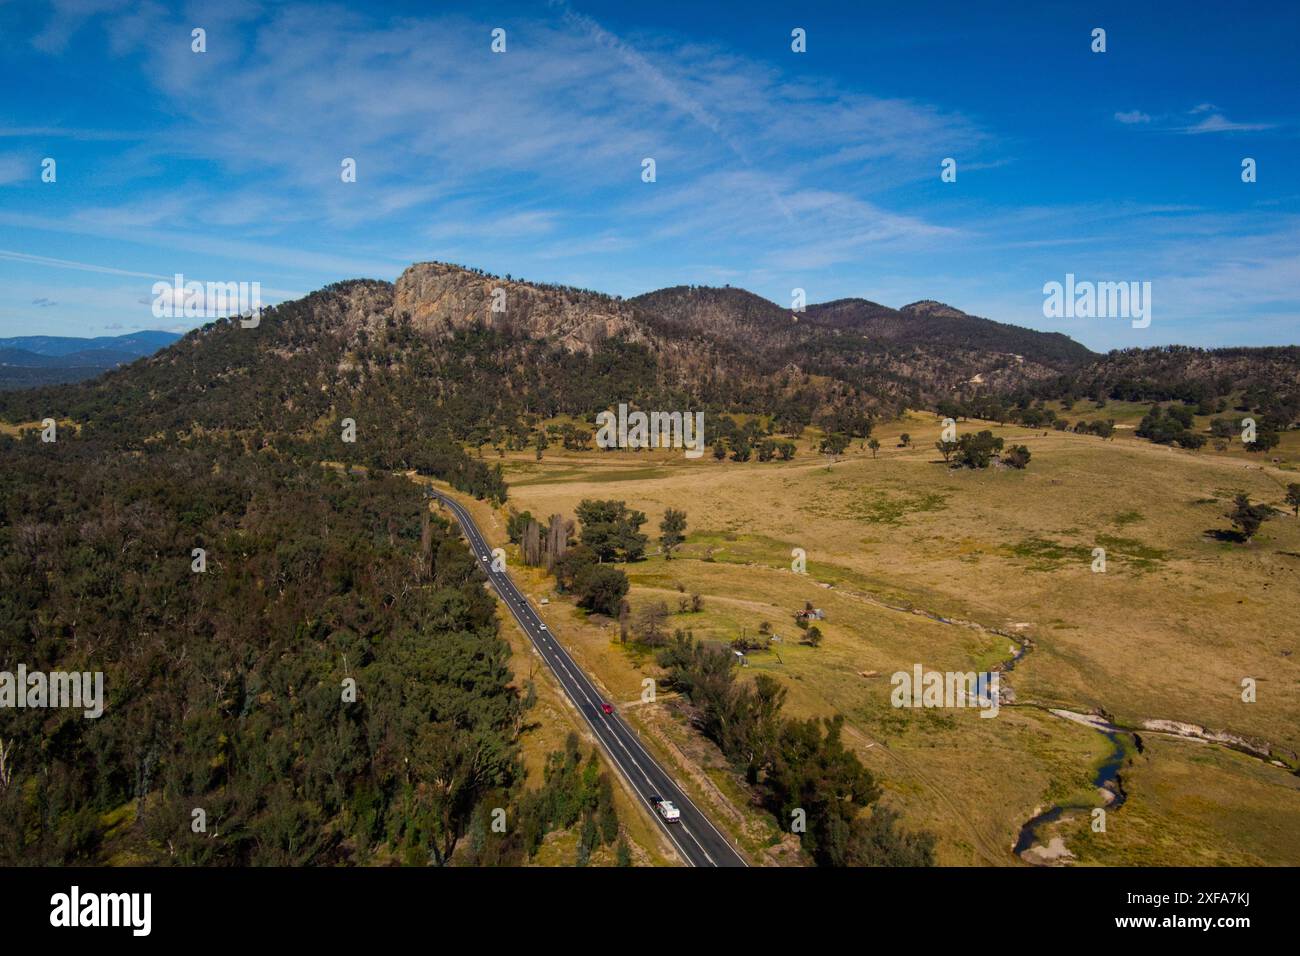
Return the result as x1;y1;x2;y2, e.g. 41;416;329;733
393;262;651;353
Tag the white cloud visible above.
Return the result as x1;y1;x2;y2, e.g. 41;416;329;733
1114;110;1151;124
1180;112;1276;135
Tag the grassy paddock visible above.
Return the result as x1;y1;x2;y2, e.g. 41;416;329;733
464;409;1300;864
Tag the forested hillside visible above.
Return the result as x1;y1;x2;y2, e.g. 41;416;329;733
0;431;526;864
1023;345;1300;424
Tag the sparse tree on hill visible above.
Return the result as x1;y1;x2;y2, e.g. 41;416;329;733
935;439;957;462
1245;429;1281;453
659;508;687;560
955;430;1004;469
1002;444;1031;469
1227;493;1271;542
868;438;881;459
1286;483;1300;517
820;432;850;456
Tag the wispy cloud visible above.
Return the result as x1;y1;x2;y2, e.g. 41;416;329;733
1178;112;1277;135
1114;104;1279;135
0;248;169;279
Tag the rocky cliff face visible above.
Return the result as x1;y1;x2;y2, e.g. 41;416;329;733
394;262;652;353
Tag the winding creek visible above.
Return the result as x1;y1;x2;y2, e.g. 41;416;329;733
1011;721;1131;864
821;575;1297;864
738;559;1298;865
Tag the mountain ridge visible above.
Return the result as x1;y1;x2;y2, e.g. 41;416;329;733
5;261;1297;440
0;329;182;389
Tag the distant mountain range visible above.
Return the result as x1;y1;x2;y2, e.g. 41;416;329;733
3;262;1296;435
0;330;182;388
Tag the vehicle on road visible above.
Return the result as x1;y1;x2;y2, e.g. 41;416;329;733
434;490;748;866
652;797;680;823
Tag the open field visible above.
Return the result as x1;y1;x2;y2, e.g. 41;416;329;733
465;410;1300;865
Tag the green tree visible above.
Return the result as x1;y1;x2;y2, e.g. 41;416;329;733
1227;493;1271;541
820;432;849;456
575;564;629;616
659;508;687;559
576;499;648;562
1002;444;1031;469
955;430;1004;468
1245;429;1280;453
1210;418;1236;442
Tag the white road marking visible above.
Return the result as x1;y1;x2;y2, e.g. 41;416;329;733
430;492;743;868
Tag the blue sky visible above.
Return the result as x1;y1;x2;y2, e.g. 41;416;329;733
1;0;1296;350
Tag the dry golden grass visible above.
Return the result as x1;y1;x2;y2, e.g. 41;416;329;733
462;410;1300;865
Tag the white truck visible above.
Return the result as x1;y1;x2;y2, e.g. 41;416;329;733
652;796;681;823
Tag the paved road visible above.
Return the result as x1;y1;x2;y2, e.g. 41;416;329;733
427;488;748;868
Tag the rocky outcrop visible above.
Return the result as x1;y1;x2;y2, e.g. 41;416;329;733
393;262;651;353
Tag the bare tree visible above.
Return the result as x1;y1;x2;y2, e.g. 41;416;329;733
634;601;671;646
0;738;13;792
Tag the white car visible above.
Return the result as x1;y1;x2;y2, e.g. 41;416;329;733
653;797;680;823
539;624;547;630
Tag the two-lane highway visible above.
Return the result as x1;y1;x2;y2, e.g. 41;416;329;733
426;488;748;868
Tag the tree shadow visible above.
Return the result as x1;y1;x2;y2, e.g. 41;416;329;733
1205;528;1248;543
